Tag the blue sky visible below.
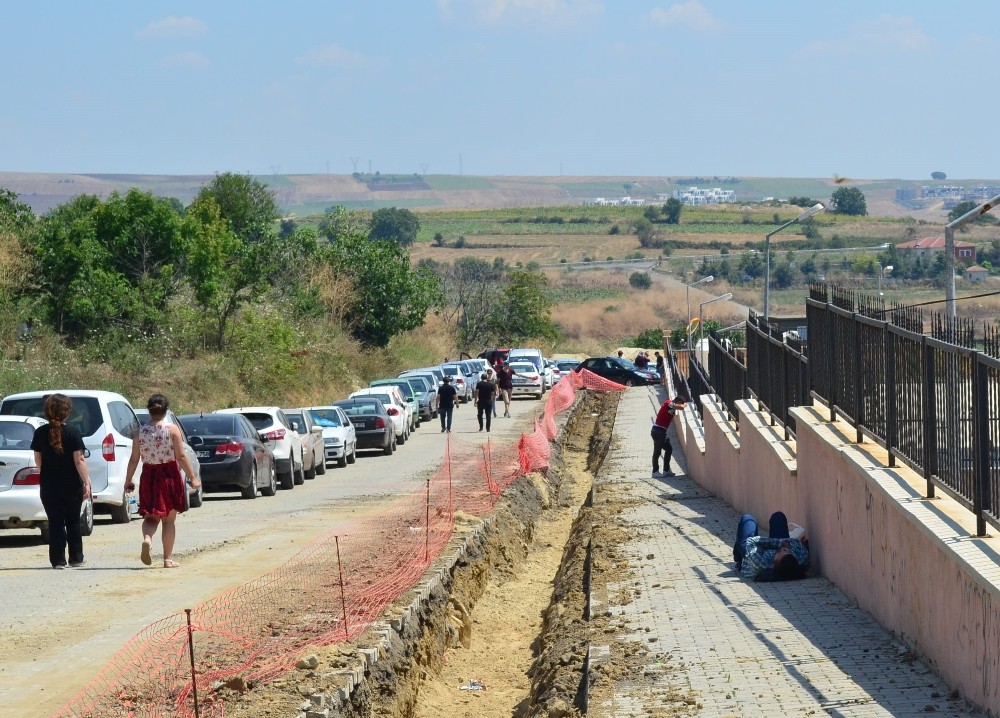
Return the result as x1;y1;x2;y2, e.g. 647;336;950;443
2;1;998;179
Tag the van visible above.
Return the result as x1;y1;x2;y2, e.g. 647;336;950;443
508;348;546;393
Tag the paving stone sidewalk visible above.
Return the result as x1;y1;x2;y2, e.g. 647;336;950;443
592;385;984;717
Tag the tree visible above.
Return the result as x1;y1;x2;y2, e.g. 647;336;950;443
319;205;371;240
643;205;661;222
947;200;996;226
788;196;818;208
369;207;419;247
634;218;657;248
628;272;652;289
183;196;277;349
324;233;440;347
738;251;765;278
493;269;557;343
198;172;279;244
0;188;36;232
662;197;683;224
931;171;947;180
831;187;867;216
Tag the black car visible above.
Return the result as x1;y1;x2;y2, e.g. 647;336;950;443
177;413;277;499
332;398;396;456
574;356;658;386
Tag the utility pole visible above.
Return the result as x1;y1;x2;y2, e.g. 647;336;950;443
350;156;360;173
459;153;463;176
419;163;429;175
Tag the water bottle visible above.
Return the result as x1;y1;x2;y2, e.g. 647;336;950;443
127;493;139;515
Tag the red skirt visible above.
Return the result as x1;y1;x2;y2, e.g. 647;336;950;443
138;461;187;517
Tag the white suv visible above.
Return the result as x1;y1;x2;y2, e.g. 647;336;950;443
214;407;304;490
0;389;141;523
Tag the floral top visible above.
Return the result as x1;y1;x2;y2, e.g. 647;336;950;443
139;423;176;465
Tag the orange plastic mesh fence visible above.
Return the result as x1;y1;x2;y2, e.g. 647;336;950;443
51;375;622;718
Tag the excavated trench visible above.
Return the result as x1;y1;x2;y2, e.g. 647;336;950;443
223;389;625;718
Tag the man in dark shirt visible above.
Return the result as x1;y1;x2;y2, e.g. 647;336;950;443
436;376;459;433
474;373;495;432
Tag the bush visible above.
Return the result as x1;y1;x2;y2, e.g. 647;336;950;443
633;327;663;348
609;224;621;235
454;235;466;248
628;272;652;289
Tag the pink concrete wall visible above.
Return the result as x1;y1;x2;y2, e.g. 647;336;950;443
677;396;1000;713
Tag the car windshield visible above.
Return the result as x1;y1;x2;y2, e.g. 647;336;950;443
375;381;415;399
0;421;36;449
365;393;393;405
613;357;637;369
309;409;342;427
0;396;104;438
337;402;382;417
179;414;237;436
237;412;274;430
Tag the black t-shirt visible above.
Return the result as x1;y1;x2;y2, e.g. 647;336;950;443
475;379;495;404
438;383;458;408
495;367;514;391
30;424;85;493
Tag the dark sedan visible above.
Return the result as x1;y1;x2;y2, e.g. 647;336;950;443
177;413;277;499
332;398;396;456
574;356;659;386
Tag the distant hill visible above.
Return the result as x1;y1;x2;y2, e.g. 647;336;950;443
2;171;995;221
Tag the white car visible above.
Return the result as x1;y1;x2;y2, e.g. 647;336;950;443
348;388;410;444
440;364;472;402
0;415;94;540
302;406;357;468
543;359;562;388
508;360;544;399
214;407;305;490
0;389;141;523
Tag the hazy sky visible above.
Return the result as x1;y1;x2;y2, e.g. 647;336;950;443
3;1;998;179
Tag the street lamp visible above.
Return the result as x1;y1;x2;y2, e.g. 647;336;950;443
698;292;733;354
685;275;714;352
764;203;825;320
878;263;893;295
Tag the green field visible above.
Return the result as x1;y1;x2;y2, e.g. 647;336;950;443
423;175;495;190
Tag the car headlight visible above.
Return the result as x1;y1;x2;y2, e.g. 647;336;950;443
324;438;342;446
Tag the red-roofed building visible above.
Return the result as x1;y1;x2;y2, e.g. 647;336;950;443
895;236;977;262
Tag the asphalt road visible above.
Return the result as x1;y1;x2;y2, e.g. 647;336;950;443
0;393;543;717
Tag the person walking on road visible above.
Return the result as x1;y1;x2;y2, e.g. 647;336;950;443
30;393;92;569
436;375;459;433
475;373;495;432
484;367;499;417
651;395;686;478
494;361;528;418
124;394;199;569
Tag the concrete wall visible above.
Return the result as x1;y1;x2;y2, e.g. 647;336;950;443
674;396;1000;714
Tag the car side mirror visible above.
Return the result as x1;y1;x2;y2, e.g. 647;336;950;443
312;425;323;433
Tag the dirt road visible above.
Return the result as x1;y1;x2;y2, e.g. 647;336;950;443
0;397;541;717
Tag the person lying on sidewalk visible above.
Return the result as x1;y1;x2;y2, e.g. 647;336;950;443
733;511;809;582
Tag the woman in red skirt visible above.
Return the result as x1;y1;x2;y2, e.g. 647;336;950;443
125;394;199;568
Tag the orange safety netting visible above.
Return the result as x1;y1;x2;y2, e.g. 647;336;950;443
51;371;622;718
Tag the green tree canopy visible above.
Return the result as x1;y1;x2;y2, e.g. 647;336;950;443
197;172;279;244
831;187;867;216
0;189;36;232
369;207;420;246
662;197;683;224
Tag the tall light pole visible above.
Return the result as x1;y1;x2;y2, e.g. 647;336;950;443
699;293;733;353
685;275;714;352
944;193;1000;318
764;203;825;320
878;263;893;295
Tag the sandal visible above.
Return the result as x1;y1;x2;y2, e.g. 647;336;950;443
163;559;180;569
140;541;152;566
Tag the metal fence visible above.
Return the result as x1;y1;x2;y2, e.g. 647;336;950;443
690;283;1000;536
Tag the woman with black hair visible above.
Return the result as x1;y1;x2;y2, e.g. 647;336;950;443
30;393;91;569
125;394;199;568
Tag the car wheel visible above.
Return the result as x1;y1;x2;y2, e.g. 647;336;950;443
188;483;203;509
316;451;327;475
240;464;258;500
346;445;357;464
384;437;394;455
398;428;406;445
304;449;316;480
294;454;306;485
260;460;277;497
337;451;348;468
625;379;634;387
109;488;131;524
79;495;94;537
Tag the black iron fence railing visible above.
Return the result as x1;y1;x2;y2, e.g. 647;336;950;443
689;283;1000;536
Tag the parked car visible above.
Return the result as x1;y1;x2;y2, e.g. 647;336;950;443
508;360;544;399
440;364;472;402
400;375;439;420
509;348;546;393
0;415;94;540
553;358;582;373
213;407;304;490
332;398;395;455
370;378;426;426
401;366;447;388
348;388;410;443
177;413;277;499
542;358;562;388
479;348;511;367
574;356;658;386
135;408;203;509
302;406;357;467
283;409;326;479
618;357;661;384
0;390;140;523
